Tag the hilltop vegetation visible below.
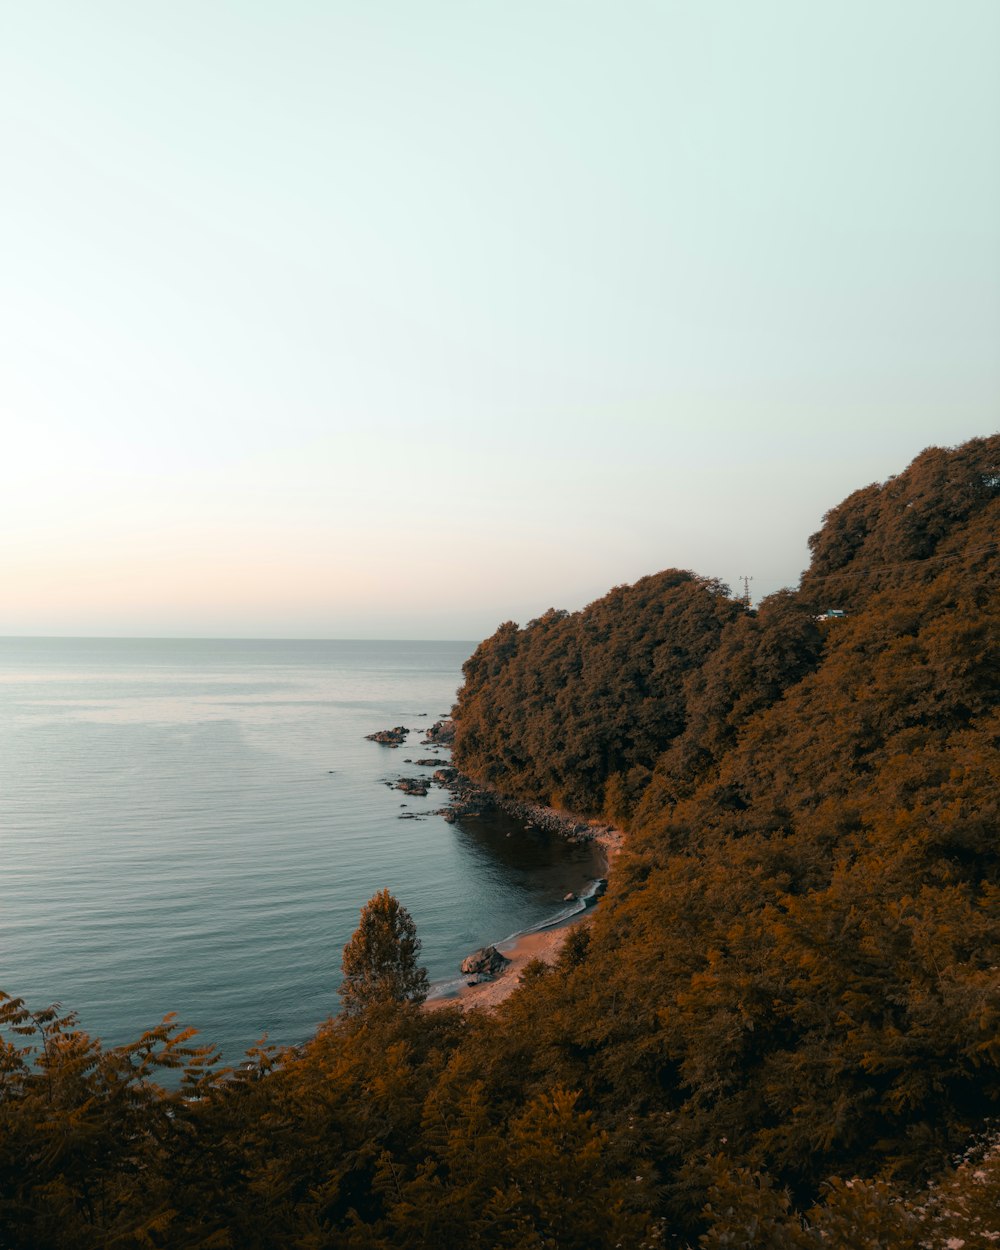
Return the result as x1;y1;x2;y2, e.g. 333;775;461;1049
455;438;998;833
2;437;998;1248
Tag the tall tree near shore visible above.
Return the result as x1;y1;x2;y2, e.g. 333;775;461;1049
339;889;429;1014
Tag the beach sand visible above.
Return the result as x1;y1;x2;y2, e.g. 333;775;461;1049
425;823;622;1014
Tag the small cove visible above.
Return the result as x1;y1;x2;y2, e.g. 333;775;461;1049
0;637;604;1064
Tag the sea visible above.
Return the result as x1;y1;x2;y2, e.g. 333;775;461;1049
0;638;603;1065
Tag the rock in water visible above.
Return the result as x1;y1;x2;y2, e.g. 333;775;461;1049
365;726;409;747
421;718;455;746
394;777;430;796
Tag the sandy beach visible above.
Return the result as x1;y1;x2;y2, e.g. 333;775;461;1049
425;821;623;1013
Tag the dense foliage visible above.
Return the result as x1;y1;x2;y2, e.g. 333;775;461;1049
339;889;429;1015
453;571;744;817
2;436;997;1247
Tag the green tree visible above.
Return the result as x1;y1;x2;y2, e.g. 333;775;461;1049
339;889;429;1014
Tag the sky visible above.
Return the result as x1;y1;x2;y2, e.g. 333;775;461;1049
2;1;998;640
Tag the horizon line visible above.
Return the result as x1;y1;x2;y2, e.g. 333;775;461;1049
0;634;480;644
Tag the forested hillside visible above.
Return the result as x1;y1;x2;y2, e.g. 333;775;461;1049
2;437;998;1248
453;438;997;830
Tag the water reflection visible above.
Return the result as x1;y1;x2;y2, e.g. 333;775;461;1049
449;811;604;917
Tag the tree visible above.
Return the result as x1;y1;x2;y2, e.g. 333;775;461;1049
339;889;429;1014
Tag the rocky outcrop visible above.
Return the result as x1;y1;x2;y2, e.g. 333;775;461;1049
431;770;495;822
460;945;510;978
395;777;430;797
365;726;409;747
421;718;455;746
367;728;617;852
431;767;616;846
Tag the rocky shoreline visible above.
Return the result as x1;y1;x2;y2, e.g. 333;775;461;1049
367;719;621;855
431;765;620;853
364;718;624;1008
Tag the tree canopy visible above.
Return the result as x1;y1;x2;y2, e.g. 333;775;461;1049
339;889;430;1014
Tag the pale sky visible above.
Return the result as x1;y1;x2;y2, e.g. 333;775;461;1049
2;1;998;639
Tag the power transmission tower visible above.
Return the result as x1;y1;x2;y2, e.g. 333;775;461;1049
740;575;753;609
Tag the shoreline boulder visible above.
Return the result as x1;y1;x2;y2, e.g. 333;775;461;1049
460;945;509;978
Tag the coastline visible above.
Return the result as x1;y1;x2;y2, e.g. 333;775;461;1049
371;718;625;1016
425;818;622;1014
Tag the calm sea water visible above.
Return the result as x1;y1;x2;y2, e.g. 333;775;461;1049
0;638;601;1064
